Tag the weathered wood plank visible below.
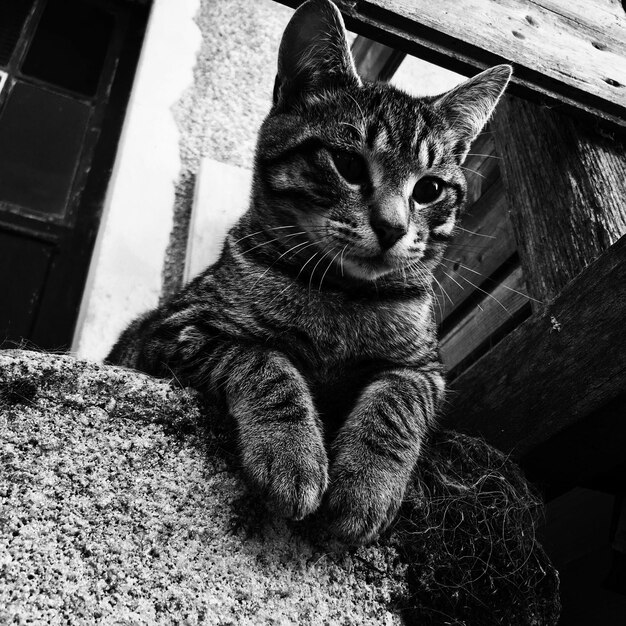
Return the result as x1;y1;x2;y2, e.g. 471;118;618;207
433;178;517;323
439;264;529;372
275;0;626;129
351;37;404;81
492;95;626;304
446;235;626;458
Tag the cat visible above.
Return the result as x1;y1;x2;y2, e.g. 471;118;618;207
106;0;511;544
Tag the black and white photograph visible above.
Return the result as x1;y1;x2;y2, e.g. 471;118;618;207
1;0;625;623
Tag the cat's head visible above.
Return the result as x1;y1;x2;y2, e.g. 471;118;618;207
251;0;510;285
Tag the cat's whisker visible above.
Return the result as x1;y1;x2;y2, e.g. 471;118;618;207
296;250;320;282
231;225;299;245
452;152;502;160
431;273;454;306
456;274;511;316
440;257;543;304
441;270;485;313
498;283;542;303
243;231;306;255
339;244;348;277
339;121;364;138
252;239;312;287
344;92;367;136
440;269;465;293
234;226;329;251
455;227;496;239
459;165;486;179
318;248;344;292
308;245;335;295
403;259;444;318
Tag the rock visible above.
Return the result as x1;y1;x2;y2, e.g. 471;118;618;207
0;350;406;625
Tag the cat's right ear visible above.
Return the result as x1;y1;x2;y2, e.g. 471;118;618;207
274;0;361;108
433;64;512;160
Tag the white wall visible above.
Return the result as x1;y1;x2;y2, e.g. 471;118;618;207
73;0;201;360
391;55;465;97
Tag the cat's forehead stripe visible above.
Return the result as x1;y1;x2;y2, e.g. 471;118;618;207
373;124;390;152
428;143;438;168
418;142;429;169
365;116;396;152
410;116;429;154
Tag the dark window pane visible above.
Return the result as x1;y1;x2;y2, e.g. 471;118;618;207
0;0;35;66
0;228;53;344
22;0;114;96
0;82;91;217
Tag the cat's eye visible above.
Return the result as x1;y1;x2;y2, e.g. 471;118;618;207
332;151;368;186
412;177;444;204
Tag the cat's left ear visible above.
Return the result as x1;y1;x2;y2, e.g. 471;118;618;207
274;0;361;107
433;64;512;159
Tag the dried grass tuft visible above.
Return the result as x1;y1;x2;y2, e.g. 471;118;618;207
396;430;560;625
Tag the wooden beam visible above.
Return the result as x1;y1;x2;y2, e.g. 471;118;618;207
350;37;404;81
492;95;626;304
275;0;626;131
445;235;626;458
433;178;517;324
439;264;529;374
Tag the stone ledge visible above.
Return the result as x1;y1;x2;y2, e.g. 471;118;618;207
0;350;405;625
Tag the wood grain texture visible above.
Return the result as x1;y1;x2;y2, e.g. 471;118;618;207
434;178;517;324
439;265;528;372
275;0;626;129
364;0;626;106
445;235;626;458
351;37;404;81
492;95;626;303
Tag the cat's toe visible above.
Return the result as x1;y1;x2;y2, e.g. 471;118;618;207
326;472;405;544
268;452;329;520
243;432;328;520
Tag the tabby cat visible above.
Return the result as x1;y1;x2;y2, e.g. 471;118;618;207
107;0;511;544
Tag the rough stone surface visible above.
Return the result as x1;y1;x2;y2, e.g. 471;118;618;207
0;350;406;625
162;0;293;299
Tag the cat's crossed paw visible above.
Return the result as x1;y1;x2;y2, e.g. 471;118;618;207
242;422;328;521
326;464;407;544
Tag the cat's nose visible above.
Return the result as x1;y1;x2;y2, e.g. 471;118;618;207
370;198;408;250
371;218;407;250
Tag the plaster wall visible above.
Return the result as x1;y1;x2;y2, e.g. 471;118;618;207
74;0;293;360
162;0;293;299
73;0;201;360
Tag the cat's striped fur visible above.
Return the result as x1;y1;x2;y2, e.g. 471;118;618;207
107;0;511;543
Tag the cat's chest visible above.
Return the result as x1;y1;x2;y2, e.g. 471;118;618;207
279;293;434;374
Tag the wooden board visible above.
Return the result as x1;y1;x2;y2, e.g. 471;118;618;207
439;264;529;373
276;0;626;130
433;178;517;324
445;234;626;458
351;37;404;81
491;94;626;304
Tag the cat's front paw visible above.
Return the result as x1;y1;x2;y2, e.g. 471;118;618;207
326;465;408;544
241;423;328;521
